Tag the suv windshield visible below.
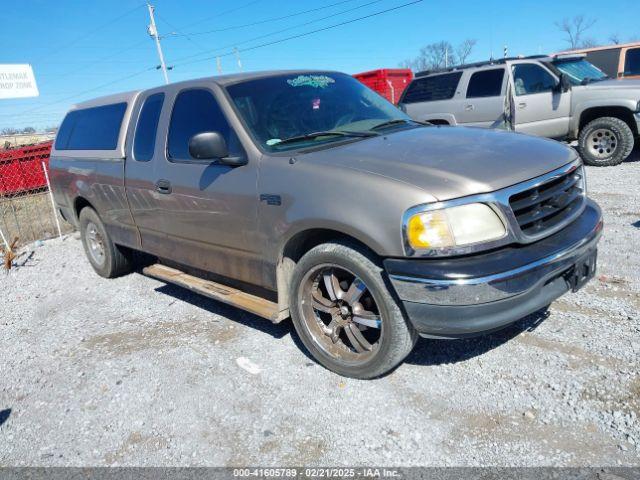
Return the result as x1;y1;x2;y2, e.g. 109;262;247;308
552;58;608;85
225;72;413;151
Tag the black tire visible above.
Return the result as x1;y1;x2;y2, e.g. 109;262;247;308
289;241;417;379
79;207;132;278
578;116;635;166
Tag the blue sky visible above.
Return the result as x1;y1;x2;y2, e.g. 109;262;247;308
1;0;638;130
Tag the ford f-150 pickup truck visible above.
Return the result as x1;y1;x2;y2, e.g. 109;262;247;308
50;70;603;378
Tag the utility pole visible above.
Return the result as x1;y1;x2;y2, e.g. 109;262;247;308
444;46;449;68
147;3;169;84
216;57;223;75
233;47;243;72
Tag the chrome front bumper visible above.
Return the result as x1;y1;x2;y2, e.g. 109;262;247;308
383;200;603;338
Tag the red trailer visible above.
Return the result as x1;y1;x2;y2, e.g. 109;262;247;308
353;68;413;104
0;141;53;196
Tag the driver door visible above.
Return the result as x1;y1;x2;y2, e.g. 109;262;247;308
150;84;261;285
510;61;571;138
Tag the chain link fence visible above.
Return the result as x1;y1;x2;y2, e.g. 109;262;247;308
0;141;73;252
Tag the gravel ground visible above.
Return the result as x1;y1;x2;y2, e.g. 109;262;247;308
1;154;639;467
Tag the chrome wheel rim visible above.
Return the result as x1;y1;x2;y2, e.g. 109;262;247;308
86;222;106;265
299;264;383;364
587;128;618;160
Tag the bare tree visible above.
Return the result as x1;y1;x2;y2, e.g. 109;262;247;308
456;39;477;65
1;127;19;135
423;41;456;69
556;15;597;49
580;38;599;48
400;39;476;71
22;126;36;134
609;33;621;45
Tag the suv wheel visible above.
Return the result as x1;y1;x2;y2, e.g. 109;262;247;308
79;207;132;278
578;117;634;166
289;242;417;379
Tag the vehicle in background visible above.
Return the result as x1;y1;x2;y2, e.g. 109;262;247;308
353;68;413;104
556;42;640;80
399;55;640;166
50;70;602;378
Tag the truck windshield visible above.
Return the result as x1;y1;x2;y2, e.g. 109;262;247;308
552;58;608;85
225;72;413;152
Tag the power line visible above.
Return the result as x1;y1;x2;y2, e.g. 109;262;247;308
4;0;423;123
234;1;424;58
177;0;263;30
33;3;147;63
171;0;360;37
2;67;155;120
172;0;423;69
3;1;268;123
155;12;211;54
170;0;388;67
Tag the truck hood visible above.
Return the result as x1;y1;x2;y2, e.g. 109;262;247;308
303;126;578;201
578;78;640;90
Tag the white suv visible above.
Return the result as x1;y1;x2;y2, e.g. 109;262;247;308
399;54;640;166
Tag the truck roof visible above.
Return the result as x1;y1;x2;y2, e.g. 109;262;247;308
72;90;141;111
165;69;340;87
414;55;551;78
70;69;338;110
555;41;640;55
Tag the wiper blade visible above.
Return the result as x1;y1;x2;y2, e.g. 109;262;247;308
370;119;428;131
275;130;377;146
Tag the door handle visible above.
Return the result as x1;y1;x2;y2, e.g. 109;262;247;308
518;102;527;109
155;179;172;194
464;104;475;111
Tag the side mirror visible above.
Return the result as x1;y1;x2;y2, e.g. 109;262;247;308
188;132;247;166
189;132;229;159
554;73;572;93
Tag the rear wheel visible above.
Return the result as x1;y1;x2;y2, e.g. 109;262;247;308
289;242;417;379
79;207;132;278
578;117;634;166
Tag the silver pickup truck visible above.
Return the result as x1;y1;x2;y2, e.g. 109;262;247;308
50;70;602;378
399;55;640;166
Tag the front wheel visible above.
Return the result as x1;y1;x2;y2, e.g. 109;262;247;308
578;117;635;166
289;242;417;379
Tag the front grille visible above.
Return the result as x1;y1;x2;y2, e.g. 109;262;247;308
509;166;585;237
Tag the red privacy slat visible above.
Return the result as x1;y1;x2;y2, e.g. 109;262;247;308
0;140;53;195
353;68;414;104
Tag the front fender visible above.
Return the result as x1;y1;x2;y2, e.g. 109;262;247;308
258;156;435;268
570;99;639;137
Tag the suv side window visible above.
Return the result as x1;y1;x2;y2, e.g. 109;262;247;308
624;48;640;76
167;88;241;161
511;64;557;96
466;69;505;98
402;72;462;104
133;93;164;162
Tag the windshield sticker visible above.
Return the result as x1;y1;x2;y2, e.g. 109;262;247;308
287;75;335;89
266;138;282;146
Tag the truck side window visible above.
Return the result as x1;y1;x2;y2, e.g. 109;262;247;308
168;88;240;161
133;93;164;162
511;64;556;96
401;72;462;104
624;48;640;76
55;103;127;150
466;69;505;98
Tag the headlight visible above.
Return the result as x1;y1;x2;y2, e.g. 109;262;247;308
405;203;506;251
